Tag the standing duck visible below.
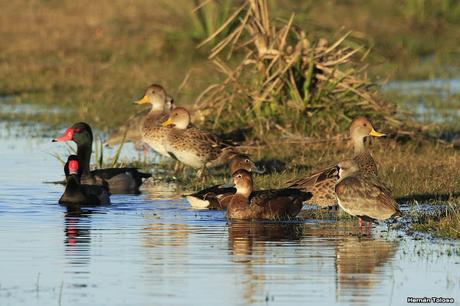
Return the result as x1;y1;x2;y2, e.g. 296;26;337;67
335;159;401;231
161;107;239;176
53;122;151;194
59;155;111;206
104;84;174;157
287;117;386;207
185;154;261;209
137;84;180;159
227;170;311;220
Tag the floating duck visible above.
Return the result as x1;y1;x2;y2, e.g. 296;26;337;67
59;155;110;206
53;122;151;194
227;169;311;220
186;154;260;209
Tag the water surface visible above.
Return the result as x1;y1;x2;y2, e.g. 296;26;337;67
0;124;459;306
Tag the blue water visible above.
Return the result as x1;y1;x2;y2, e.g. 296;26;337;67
0;123;459;306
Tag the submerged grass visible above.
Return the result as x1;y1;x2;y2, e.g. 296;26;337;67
410;205;460;239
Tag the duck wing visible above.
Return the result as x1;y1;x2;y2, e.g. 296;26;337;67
287;165;339;189
91;168;151;180
187;185;236;209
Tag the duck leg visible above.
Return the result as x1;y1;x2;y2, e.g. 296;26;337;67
197;166;206;180
358;217;363;234
143;143;148;161
365;221;371;235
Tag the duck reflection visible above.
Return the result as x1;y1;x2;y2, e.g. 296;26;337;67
335;234;398;305
142;180;183;200
228;222;303;304
63;205;95;286
228;221;303;257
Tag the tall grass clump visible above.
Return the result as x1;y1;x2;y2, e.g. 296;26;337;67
193;0;403;139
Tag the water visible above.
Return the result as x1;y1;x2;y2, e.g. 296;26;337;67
0;124;459;306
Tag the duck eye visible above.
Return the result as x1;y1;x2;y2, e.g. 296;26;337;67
75;128;80;133
363;123;367;127
245;159;250;163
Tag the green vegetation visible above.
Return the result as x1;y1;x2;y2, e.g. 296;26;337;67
410;205;460;239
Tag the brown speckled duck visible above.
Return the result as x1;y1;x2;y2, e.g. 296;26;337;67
335;159;401;230
104;84;174;154
162;107;238;176
288;117;386;208
227;170;311;221
136;84;179;159
59;155;111;206
186;154;260;209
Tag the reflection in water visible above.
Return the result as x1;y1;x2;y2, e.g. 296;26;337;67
227;222;399;306
228;222;303;257
336;235;398;305
228;222;304;304
142;180;183;200
63;206;93;287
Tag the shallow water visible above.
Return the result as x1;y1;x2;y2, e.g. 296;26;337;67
0;124;459;306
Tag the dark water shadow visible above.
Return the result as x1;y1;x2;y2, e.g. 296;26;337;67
396;192;460;203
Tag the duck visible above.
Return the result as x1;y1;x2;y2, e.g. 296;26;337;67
335;159;401;231
53;122;151;194
105;84;175;154
59;155;111;206
287;117;386;208
227;169;312;220
161;107;239;176
185;154;261;209
136;84;181;159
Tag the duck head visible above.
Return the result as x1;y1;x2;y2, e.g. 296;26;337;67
232;169;253;198
349;117;385;152
337;159;360;179
229;154;261;174
162;107;191;129
134;84;173;112
53;122;93;145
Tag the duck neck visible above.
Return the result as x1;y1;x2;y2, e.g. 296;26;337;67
65;174;81;193
236;185;252;199
352;135;366;155
77;141;92;177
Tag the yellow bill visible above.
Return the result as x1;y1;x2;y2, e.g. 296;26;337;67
134;95;149;105
369;128;386;137
162;118;174;127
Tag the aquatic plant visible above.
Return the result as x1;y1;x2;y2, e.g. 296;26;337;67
193;0;403;138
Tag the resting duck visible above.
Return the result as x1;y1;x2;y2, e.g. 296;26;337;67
335;159;401;231
185;154;260;209
59;155;111;206
227;169;311;221
162;107;238;176
104;84;174;157
287;117;386;208
53;122;151;194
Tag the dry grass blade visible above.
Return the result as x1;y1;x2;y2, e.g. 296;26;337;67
193;0;412;139
197;2;248;48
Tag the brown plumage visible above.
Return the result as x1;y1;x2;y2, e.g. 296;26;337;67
135;84;178;158
105;84;174;150
185;154;260;209
162;107;239;171
287;117;386;207
227;170;311;221
335;159;401;222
